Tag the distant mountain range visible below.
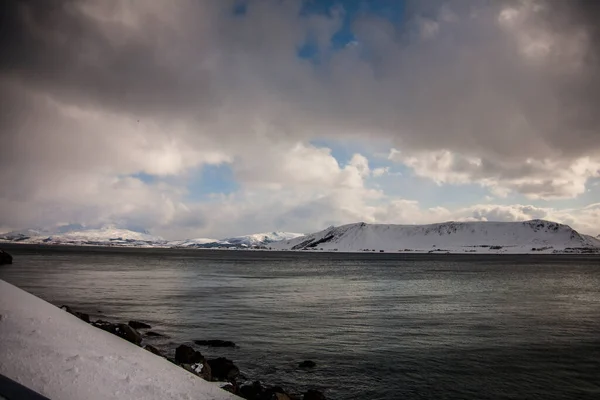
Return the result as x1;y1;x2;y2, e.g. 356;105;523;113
1;220;599;254
0;225;302;249
0;225;165;246
169;232;303;249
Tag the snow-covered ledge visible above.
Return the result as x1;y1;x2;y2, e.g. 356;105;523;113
0;280;240;400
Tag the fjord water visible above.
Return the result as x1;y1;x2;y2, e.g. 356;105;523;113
1;246;599;400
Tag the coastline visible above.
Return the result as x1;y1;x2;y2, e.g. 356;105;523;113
0;279;325;400
0;279;240;400
2;241;600;254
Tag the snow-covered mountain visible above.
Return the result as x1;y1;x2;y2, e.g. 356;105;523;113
0;229;52;242
2;220;598;253
271;220;600;254
219;232;304;246
0;226;302;249
168;232;304;248
0;225;165;247
167;238;219;247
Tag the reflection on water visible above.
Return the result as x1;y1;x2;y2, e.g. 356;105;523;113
1;245;600;399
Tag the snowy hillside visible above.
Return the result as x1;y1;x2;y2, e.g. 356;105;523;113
0;225;302;249
167;237;219;247
168;232;303;249
0;229;51;242
0;225;165;247
272;220;600;254
220;232;304;246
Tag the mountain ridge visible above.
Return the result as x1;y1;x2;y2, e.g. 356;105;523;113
169;232;303;248
1;220;599;253
271;219;600;254
0;226;302;249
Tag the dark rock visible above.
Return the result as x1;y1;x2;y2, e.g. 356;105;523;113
303;389;326;400
241;382;297;400
60;305;90;323
194;339;236;348
60;305;74;313
0;250;13;265
240;381;264;400
298;360;316;369
175;344;204;364
181;360;212;381
93;320;142;345
93;319;111;327
128;320;151;329
207;357;240;382
115;323;142;345
78;313;90;323
144;345;164;357
221;384;236;394
145;331;166;337
200;361;212;381
263;387;293;400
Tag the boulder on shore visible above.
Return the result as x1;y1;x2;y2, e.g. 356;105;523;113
115;323;143;345
0;249;13;265
175;344;204;364
207;357;240;382
239;381;264;399
128;320;152;329
60;305;90;323
240;381;296;400
194;339;236;348
144;344;164;357
264;386;293;400
182;360;212;381
93;320;142;345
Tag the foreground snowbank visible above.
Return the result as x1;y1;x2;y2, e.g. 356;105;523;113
0;280;239;400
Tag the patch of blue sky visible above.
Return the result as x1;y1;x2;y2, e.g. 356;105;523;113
184;164;239;202
232;0;247;16
564;177;600;208
297;0;406;60
369;171;493;209
129;172;156;184
309;138;392;165
308;138;491;208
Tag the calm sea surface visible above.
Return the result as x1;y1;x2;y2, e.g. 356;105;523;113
1;245;600;399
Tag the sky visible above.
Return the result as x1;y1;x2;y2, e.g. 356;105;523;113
1;0;600;239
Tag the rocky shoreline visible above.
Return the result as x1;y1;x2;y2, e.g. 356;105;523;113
60;305;326;400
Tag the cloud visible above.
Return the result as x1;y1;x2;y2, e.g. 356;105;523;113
372;167;389;177
389;148;600;199
1;0;600;237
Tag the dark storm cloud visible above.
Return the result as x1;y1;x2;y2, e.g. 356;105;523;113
0;0;220;118
3;0;599;158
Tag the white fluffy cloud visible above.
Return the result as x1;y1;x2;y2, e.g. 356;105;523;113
390;149;600;199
